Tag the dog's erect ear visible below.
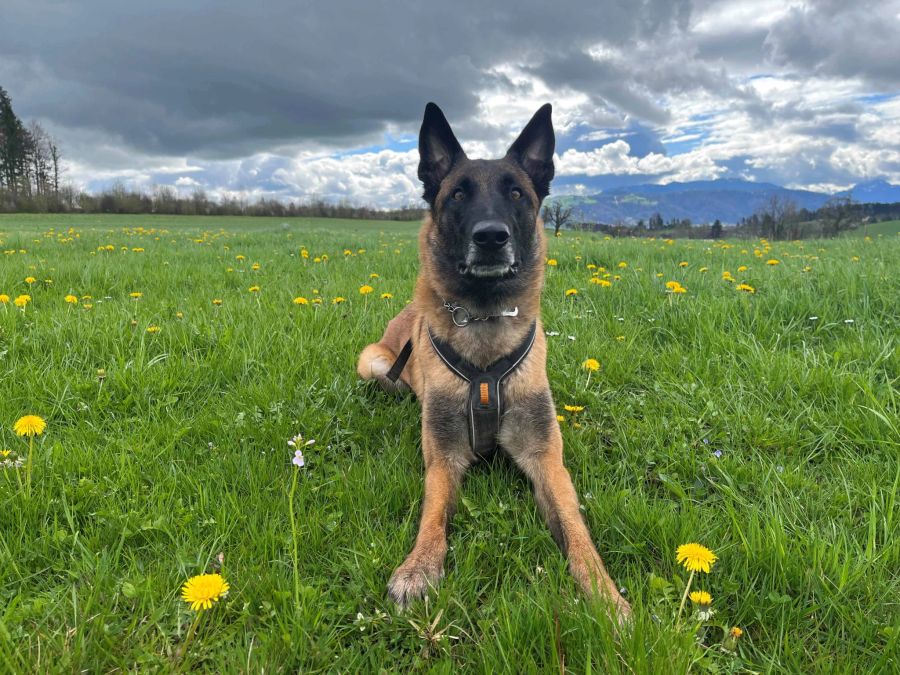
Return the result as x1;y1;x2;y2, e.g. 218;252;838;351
418;102;466;205
506;103;555;201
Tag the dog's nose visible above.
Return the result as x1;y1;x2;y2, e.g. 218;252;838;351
471;220;510;249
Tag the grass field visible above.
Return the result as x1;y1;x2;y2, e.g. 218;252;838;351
850;219;900;237
1;214;898;673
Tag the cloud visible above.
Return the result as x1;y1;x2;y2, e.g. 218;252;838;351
557;140;726;182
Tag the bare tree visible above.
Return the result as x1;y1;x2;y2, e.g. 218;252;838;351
820;195;855;236
541;200;575;236
48;139;61;196
758;195;798;240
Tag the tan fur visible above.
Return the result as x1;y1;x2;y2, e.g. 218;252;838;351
358;184;630;621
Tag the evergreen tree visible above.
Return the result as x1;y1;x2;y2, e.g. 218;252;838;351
0;86;30;194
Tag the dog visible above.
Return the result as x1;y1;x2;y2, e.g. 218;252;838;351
357;102;630;620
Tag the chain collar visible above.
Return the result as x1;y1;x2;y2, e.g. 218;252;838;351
442;300;519;327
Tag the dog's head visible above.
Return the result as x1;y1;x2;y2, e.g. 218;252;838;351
417;102;554;304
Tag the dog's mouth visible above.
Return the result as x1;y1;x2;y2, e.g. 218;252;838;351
458;261;519;279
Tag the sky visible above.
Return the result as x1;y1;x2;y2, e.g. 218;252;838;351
1;0;899;207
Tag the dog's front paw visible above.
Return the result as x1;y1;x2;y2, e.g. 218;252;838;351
387;555;443;608
610;592;632;625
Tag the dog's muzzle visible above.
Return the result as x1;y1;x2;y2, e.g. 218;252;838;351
462;220;515;277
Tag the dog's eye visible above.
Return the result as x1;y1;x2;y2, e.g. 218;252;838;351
452;189;465;201
510;188;522;201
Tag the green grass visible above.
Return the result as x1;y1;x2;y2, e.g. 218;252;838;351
848;220;900;237
1;214;898;673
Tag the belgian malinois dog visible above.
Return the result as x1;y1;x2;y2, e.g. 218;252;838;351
357;103;630;619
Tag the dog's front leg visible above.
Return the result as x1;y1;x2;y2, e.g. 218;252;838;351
388;398;471;607
502;392;631;620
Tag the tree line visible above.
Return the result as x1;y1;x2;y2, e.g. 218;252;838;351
0;86;64;211
547;194;900;240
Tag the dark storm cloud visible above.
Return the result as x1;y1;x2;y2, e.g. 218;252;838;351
0;0;692;158
764;1;900;90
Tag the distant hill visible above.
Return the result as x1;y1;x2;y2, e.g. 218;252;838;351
837;179;900;204
550;178;900;225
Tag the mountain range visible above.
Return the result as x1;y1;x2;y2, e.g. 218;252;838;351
549;179;900;225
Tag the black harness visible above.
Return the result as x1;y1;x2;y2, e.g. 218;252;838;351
387;321;537;458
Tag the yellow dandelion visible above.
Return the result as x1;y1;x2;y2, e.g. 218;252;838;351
14;415;46;437
369;273;379;278
699;267;708;273
359;285;374;295
736;283;755;293
546;258;558;266
251;263;260;270
380;293;393;299
582;358;600;372
615;335;625;341
617;261;627;268
65;294;78;304
313;257;322;263
146;325;160;334
730;627;743;638
556;415;565;422
14;294;31;308
737;265;748;272
343;249;352;256
679;261;689;268
565;288;578;297
25;276;36;284
180;573;230;612
766;259;780;265
690;590;712;606
563;405;585;413
676;543;717;573
176;312;183;319
590;278;612;287
332;297;345;304
248;286;260;293
130;292;142;299
312;298;323;305
235;255;246;261
292;296;309;305
0;294;9;303
212;299;223;306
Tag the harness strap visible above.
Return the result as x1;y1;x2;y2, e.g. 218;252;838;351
427;321;537;458
385;339;413;383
